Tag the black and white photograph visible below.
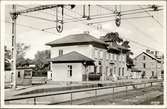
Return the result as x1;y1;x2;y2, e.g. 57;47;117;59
0;0;166;108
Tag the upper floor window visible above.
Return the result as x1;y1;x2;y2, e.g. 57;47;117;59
59;49;63;56
114;54;117;61
100;51;103;59
110;54;113;60
122;68;124;76
122;55;125;62
95;49;98;59
157;63;161;68
118;67;121;76
119;55;121;61
143;56;146;60
143;63;146;68
106;53;109;60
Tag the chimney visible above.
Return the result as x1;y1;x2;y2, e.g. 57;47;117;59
150;51;154;55
146;49;150;53
155;51;158;58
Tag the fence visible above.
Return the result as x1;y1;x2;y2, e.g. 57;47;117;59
5;80;163;105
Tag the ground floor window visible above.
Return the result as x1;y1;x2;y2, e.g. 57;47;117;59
114;67;116;74
67;65;72;77
142;71;145;78
119;67;121;76
18;71;21;78
122;68;124;76
152;71;154;77
110;68;113;76
99;66;102;75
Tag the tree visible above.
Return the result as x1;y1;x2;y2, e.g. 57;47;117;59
33;50;50;76
103;32;123;43
4;46;11;70
4;43;31;69
121;40;134;68
16;43;30;67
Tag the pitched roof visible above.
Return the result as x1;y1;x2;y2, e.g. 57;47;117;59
50;51;94;62
46;33;106;46
133;52;162;63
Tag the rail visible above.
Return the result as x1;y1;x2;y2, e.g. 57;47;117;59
5;80;163;105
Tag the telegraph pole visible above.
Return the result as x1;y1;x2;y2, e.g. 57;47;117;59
10;5;18;89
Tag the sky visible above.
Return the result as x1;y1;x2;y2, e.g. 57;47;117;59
4;4;165;59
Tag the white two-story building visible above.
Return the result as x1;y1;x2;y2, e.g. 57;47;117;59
46;33;129;81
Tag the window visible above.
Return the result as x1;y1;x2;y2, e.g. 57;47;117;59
95;49;98;58
122;68;124;76
110;68;113;76
122;55;124;62
99;66;102;74
104;52;106;60
110;54;113;60
114;67;116;74
143;56;146;60
59;49;63;56
157;63;161;68
100;51;103;59
143;63;146;68
106;53;109;60
119;55;121;61
18;71;21;78
24;70;31;79
119;67;121;76
67;65;72;77
114;54;117;61
152;71;154;77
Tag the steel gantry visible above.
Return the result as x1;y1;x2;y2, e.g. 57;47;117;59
10;4;75;88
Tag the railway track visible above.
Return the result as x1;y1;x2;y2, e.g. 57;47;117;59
52;85;163;105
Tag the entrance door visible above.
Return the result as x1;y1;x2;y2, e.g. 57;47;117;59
67;65;72;81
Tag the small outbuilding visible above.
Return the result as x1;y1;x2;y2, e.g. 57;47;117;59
16;67;33;86
131;68;142;79
49;51;94;81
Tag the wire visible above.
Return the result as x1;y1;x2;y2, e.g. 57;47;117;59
126;20;160;44
96;5;115;13
138;5;163;27
5;21;61;36
20;14;56;22
88;15;153;24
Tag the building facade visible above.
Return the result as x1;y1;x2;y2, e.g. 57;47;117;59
46;33;128;81
133;50;164;79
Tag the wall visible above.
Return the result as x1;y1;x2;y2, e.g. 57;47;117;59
16;69;32;86
51;63;83;81
50;44;128;81
5;71;12;83
92;46;127;80
133;53;163;79
51;45;92;59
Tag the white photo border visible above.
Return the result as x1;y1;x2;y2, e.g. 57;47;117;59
1;0;166;108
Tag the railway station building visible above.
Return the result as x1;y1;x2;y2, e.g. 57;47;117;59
46;33;129;81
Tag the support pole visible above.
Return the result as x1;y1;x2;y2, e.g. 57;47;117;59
11;5;18;89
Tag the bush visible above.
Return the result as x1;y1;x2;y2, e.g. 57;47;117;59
88;72;101;81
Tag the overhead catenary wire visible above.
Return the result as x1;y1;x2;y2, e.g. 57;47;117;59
138;5;163;27
5;21;61;36
9;5;163;51
17;5;163;29
87;15;153;24
63;6;161;51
